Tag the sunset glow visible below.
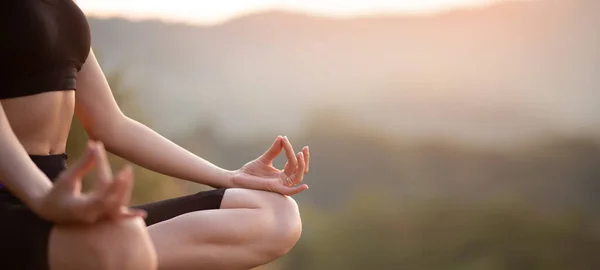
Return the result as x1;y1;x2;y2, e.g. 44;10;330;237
78;0;501;25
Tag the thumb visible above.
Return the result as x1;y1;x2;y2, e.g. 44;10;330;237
277;184;309;196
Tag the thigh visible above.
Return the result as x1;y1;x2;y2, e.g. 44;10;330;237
49;217;156;270
144;188;296;270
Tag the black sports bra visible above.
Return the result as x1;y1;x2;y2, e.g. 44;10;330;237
0;0;91;99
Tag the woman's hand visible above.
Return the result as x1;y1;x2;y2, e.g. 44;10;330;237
32;141;146;224
230;136;310;196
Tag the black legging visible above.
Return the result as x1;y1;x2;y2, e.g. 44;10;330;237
0;154;227;270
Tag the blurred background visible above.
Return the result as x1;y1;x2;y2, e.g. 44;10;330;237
69;0;600;269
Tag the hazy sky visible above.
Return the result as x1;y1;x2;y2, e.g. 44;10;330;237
77;0;500;25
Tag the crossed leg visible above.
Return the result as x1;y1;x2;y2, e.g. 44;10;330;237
147;188;302;270
49;188;301;270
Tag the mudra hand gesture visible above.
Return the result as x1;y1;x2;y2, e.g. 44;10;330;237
230;136;310;196
33;141;145;224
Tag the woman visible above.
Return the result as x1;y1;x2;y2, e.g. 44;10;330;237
0;0;311;269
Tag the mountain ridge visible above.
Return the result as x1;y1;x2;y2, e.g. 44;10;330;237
87;0;600;144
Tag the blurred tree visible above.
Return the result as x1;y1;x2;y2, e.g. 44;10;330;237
282;195;600;270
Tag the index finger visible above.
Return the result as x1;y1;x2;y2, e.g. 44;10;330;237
94;141;113;187
57;142;97;183
258;136;284;163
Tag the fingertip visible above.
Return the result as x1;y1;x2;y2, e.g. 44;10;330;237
285;184;309;195
122;164;133;176
93;142;106;156
97;142;107;154
115;170;132;185
275;136;284;146
128;208;147;219
85;142;98;156
116;208;147;220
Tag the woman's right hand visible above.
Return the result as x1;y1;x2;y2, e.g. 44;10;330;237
32;141;146;224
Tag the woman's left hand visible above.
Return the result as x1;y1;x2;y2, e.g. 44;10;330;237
230;136;310;196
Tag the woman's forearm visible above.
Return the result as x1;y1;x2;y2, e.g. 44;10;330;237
0;105;52;208
98;116;234;188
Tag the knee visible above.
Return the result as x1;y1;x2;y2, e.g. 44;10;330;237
222;188;304;261
261;194;303;258
86;217;158;270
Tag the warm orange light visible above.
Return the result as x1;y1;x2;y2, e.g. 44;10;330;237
77;0;501;25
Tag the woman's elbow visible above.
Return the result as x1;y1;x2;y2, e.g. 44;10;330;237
81;114;127;144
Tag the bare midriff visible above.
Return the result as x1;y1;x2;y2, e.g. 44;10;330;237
1;90;75;155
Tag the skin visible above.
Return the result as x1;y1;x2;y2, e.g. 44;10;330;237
0;17;311;270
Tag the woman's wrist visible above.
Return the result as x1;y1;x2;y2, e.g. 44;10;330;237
185;164;236;189
214;168;237;188
24;175;53;214
3;171;53;215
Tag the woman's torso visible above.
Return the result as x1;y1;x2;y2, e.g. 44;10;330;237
0;0;90;155
1;92;75;155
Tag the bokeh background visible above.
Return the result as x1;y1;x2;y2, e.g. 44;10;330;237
68;0;600;269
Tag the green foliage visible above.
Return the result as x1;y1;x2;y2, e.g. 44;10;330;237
283;197;600;270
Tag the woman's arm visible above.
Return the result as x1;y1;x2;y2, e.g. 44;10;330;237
0;103;53;208
75;50;234;188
